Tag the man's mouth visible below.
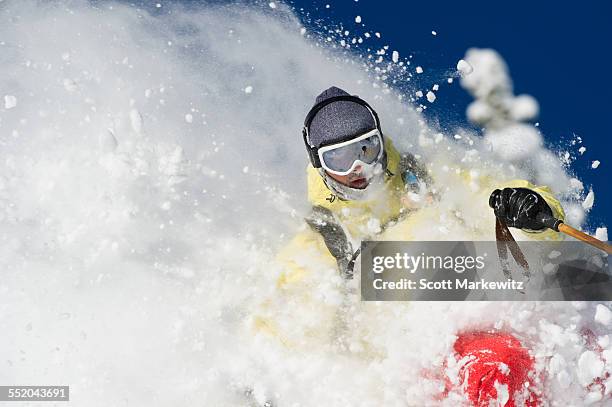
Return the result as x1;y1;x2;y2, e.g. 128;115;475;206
348;177;368;189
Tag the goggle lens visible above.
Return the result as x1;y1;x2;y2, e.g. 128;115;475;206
321;133;382;173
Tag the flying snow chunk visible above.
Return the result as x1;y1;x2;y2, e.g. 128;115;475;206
375;32;381;38
433;84;439;91
392;51;399;63
577;351;605;386
130;109;143;134
595;304;612;326
510;94;539;121
416;66;423;74
432;30;437;36
484;123;542;161
367;218;381;234
268;2;277;9
565;203;586;227
595;227;608;241
415;91;423;98
426;91;436;103
4;95;17;109
578;146;586;155
355;15;362;23
561;151;571;165
185;114;193;123
244;86;253;94
467;101;494;124
582;189;594;211
569;178;584;192
457;59;474;76
591;160;600;169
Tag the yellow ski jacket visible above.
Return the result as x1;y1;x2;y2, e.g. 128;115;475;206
276;136;565;288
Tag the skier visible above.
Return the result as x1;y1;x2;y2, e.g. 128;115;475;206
254;86;566;406
277;86;565;281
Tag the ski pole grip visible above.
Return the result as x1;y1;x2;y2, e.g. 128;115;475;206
537;212;563;232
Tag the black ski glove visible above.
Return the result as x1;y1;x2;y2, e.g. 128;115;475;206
488;187;554;231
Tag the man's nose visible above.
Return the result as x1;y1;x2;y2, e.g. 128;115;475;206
353;164;363;172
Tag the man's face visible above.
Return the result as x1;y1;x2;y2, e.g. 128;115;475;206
316;128;384;190
326;164;369;189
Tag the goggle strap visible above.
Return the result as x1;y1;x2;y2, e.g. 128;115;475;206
318;129;381;154
302;127;321;167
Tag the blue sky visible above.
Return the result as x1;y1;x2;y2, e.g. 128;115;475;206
288;0;610;230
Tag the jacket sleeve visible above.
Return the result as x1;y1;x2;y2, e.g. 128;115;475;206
496;179;566;241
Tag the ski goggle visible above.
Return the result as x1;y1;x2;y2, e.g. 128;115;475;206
317;129;384;176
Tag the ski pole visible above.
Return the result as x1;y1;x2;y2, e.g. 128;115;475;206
536;212;612;254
